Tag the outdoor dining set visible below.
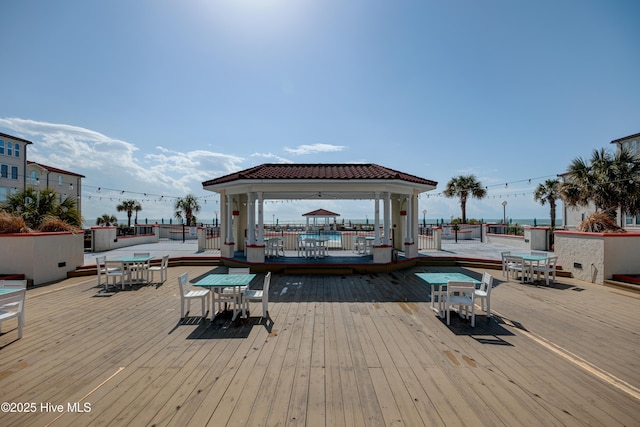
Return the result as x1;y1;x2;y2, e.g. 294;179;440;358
415;251;557;327
96;253;170;291
178;268;270;322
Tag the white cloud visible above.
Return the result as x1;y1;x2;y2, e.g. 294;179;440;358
284;143;346;155
251;152;293;163
0;117;248;223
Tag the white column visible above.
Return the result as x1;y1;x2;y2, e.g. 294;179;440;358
383;192;391;246
374;192;380;244
404;196;412;243
406;195;413;243
247;192;255;245
257;192;264;244
226;194;234;243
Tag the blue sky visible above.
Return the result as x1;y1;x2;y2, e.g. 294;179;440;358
1;0;639;225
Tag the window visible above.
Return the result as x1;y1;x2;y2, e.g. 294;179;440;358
0;164;7;178
14;143;19;158
0;187;7;202
0;140;4;154
11;166;18;180
31;171;39;185
58;175;63;186
7;143;11;156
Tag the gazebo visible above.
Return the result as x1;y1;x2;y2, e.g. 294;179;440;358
202;163;437;263
302;208;340;231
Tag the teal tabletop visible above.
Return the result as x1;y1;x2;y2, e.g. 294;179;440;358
0;288;23;295
415;272;481;288
193;274;256;287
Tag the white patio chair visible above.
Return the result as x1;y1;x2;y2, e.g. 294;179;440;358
505;255;527;283
242;272;271;319
304;238;318;258
104;260;131;290
178;272;210;319
500;251;511;277
130;252;151;283
444;281;476;327
216;268;250;312
475;272;494;317
316;240;327;258
0;280;27;310
0;288;26;339
296;236;305;257
354;236;366;255
275;239;285;257
265;239;274;258
532;256;558;286
148;255;169;284
96;256;116;289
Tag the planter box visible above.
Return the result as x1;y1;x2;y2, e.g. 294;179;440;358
0;232;84;286
555;231;640;284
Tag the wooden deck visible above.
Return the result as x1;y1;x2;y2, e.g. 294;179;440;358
1;265;639;426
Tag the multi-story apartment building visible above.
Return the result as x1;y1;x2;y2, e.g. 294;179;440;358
561;131;640;229
26;161;85;215
0;132;32;202
611;132;640;228
1;131;84;217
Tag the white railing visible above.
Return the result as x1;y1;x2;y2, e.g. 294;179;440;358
418;227;441;251
198;227;221;250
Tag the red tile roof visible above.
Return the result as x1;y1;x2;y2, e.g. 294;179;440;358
202;163;437;187
27;161;85;178
0;132;33;144
302;208;341;217
611;132;640;144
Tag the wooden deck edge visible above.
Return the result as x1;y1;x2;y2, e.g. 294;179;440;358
603;279;640;294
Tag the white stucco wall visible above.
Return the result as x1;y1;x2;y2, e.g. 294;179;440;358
554;231;640;284
0;232;84;285
485;234;528;250
91;226;159;251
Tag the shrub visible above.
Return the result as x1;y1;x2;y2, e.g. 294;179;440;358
0;211;32;233
37;216;82;233
577;211;626;233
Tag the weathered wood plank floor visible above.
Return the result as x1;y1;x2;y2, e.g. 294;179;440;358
1;265;639;426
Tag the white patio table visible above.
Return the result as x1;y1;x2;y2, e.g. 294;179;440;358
415;272;481;318
192;273;256;321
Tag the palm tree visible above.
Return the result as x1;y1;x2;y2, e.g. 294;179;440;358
174;194;201;226
1;188;82;229
533;179;561;229
116;199;141;228
443;175;487;223
534;179;561;247
96;214;118;226
560;148;640;227
57;195;82;226
134;202;142;225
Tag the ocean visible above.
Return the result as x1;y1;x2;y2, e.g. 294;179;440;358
84;218;560;228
